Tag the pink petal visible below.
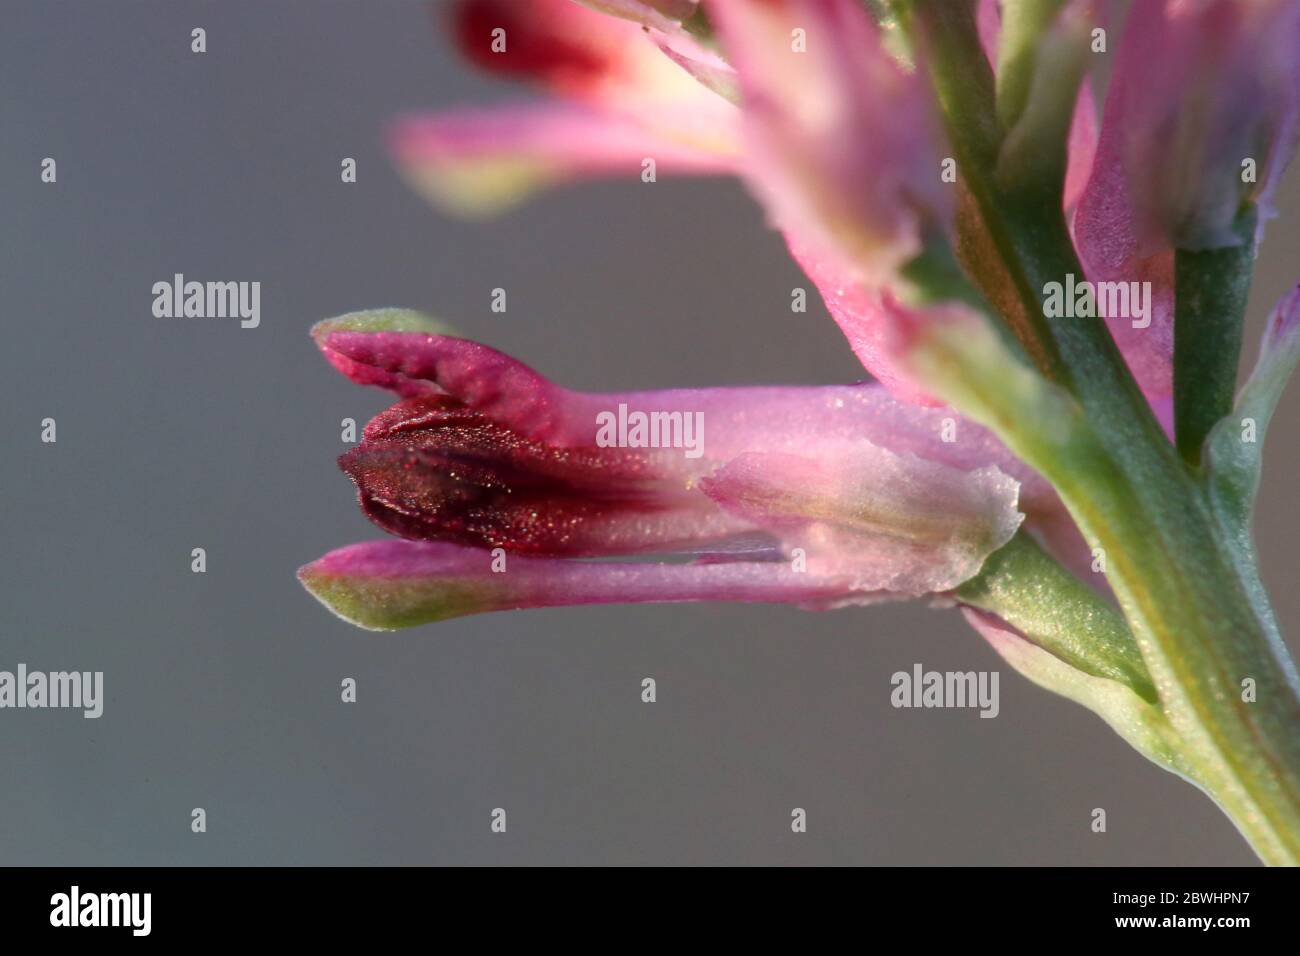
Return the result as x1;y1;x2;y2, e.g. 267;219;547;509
700;445;1024;596
1098;0;1300;251
298;539;899;630
1072;111;1176;401
977;0;1001;63
449;0;674;104
783;233;942;407
314;323;603;444
1063;82;1098;214
449;0;738;127
709;0;951;282
389;103;735;216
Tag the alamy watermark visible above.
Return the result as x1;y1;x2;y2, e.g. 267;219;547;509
891;663;999;718
1042;273;1151;329
0;664;103;718
50;886;150;936
595;403;704;459
152;273;260;328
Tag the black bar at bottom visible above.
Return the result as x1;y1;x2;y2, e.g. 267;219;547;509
0;866;1291;940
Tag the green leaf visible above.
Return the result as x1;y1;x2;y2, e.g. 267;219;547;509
1203;284;1300;533
1202;285;1300;654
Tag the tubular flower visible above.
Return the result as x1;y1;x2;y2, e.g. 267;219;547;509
706;0;952;282
390;0;741;216
299;311;1048;629
309;0;1300;864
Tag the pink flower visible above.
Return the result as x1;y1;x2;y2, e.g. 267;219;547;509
385;0;1198;411
1074;0;1300;401
389;0;741;216
1097;0;1300;252
305;0;1215;628
706;0;952;283
298;311;1052;629
391;0;959;402
301;0;1300;868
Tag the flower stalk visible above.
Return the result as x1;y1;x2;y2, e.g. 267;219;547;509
897;0;1300;864
1173;207;1257;467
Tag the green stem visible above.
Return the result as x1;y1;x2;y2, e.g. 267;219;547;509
898;0;1300;864
1174;208;1257;466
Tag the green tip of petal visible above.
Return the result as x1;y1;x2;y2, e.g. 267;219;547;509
401;160;554;219
297;563;493;631
311;308;458;343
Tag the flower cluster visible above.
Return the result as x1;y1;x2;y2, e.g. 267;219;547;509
299;0;1300;862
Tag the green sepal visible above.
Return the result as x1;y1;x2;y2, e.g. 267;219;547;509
956;531;1155;701
311;308;457;342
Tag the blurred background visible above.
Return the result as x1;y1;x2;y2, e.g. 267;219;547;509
2;0;1297;865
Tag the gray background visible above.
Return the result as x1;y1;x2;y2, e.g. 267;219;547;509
3;0;1298;865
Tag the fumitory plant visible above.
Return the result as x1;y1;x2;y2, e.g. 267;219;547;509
299;0;1300;864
